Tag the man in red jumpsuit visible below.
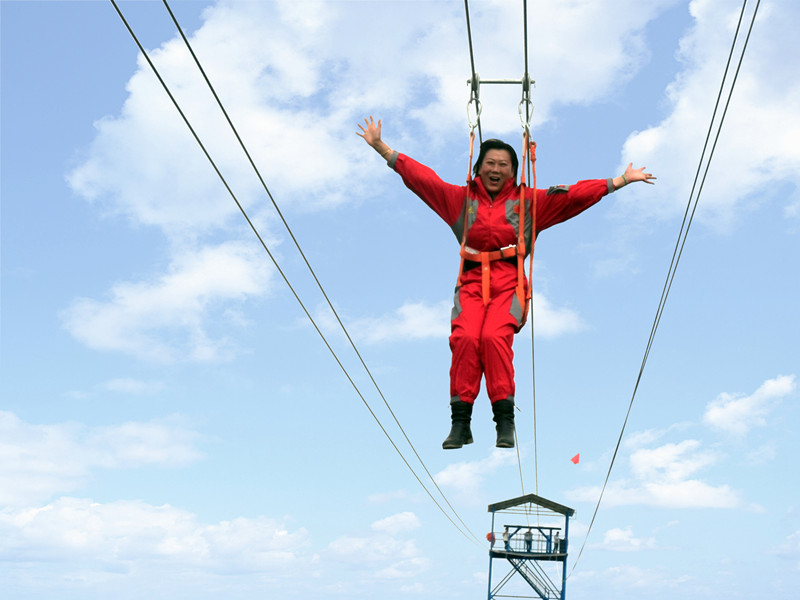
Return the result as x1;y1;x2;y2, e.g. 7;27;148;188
358;117;655;449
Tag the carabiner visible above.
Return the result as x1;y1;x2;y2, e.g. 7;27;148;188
518;73;535;130
467;73;482;132
468;97;483;132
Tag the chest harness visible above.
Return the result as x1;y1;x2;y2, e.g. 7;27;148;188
455;130;538;332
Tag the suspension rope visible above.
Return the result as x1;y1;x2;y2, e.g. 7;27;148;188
157;0;480;546
528;137;539;499
463;0;483;143
522;0;530;85
520;0;538;500
568;0;760;576
514;131;540;514
109;0;482;548
463;0;540;506
522;0;532;127
509;0;538;507
513;132;531;503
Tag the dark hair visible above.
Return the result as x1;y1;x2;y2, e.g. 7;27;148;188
473;139;518;179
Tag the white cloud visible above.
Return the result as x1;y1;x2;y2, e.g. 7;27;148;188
0;412;203;508
61;241;272;363
85;421;204;469
746;442;777;465
527;292;585;338
102;378;166;395
786;190;800;222
629;440;716;482
318;290;583;346
0;497;308;574
615;0;800;231
703;374;796;435
435;449;518;499
597;527;657;552
602;564;677;589
414;0;681;134
345;301;451;344
570;374;797;509
624;427;670;449
62;0;799;372
67;1;446;225
777;529;800;569
64;0;691;364
642;480;739;509
68;0;689;228
366;489;423;505
326;513;428;580
371;512;421;536
326;535;414;563
66;378;166;401
568;439;740;509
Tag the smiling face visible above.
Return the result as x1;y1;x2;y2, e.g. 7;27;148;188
477;149;515;197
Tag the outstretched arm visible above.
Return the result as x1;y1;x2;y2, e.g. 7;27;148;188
612;163;657;190
357;116;395;161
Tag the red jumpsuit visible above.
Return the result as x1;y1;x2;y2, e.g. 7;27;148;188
391;152;614;406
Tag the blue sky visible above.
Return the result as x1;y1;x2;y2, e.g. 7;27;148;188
1;0;799;598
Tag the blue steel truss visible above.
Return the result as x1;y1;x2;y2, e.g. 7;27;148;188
486;493;574;600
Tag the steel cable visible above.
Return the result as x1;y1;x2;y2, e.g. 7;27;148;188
568;0;760;576
109;0;482;548
158;0;482;547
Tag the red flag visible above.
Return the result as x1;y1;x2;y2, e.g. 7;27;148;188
571;453;580;464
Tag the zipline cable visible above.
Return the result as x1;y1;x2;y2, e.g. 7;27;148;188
463;0;483;144
513;0;534;510
568;0;760;576
639;0;759;373
108;0;482;548
521;0;539;501
512;0;538;510
464;0;540;507
157;0;482;547
522;0;532;128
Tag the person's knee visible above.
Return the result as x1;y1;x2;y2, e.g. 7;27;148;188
480;326;514;350
450;327;480;350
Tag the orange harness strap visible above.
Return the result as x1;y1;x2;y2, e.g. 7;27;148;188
456;130;519;306
456;130;476;290
516;133;537;330
456;130;538;325
460;245;518;263
459;245;518;305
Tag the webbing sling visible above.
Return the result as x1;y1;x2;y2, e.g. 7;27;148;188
455;130;477;287
516;131;537;330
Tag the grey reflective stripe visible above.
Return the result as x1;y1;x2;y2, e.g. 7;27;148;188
506;198;520;234
451;196;479;243
451;286;463;321
547;184;570;194
510;291;524;326
505;198;534;255
523;206;534;254
452;192;535;252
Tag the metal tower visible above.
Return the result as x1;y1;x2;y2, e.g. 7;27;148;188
486;493;574;600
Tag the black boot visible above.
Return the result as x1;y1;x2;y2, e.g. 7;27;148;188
442;401;474;449
492;399;515;448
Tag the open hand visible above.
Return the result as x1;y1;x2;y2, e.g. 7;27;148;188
357;116;382;148
624;163;657;185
